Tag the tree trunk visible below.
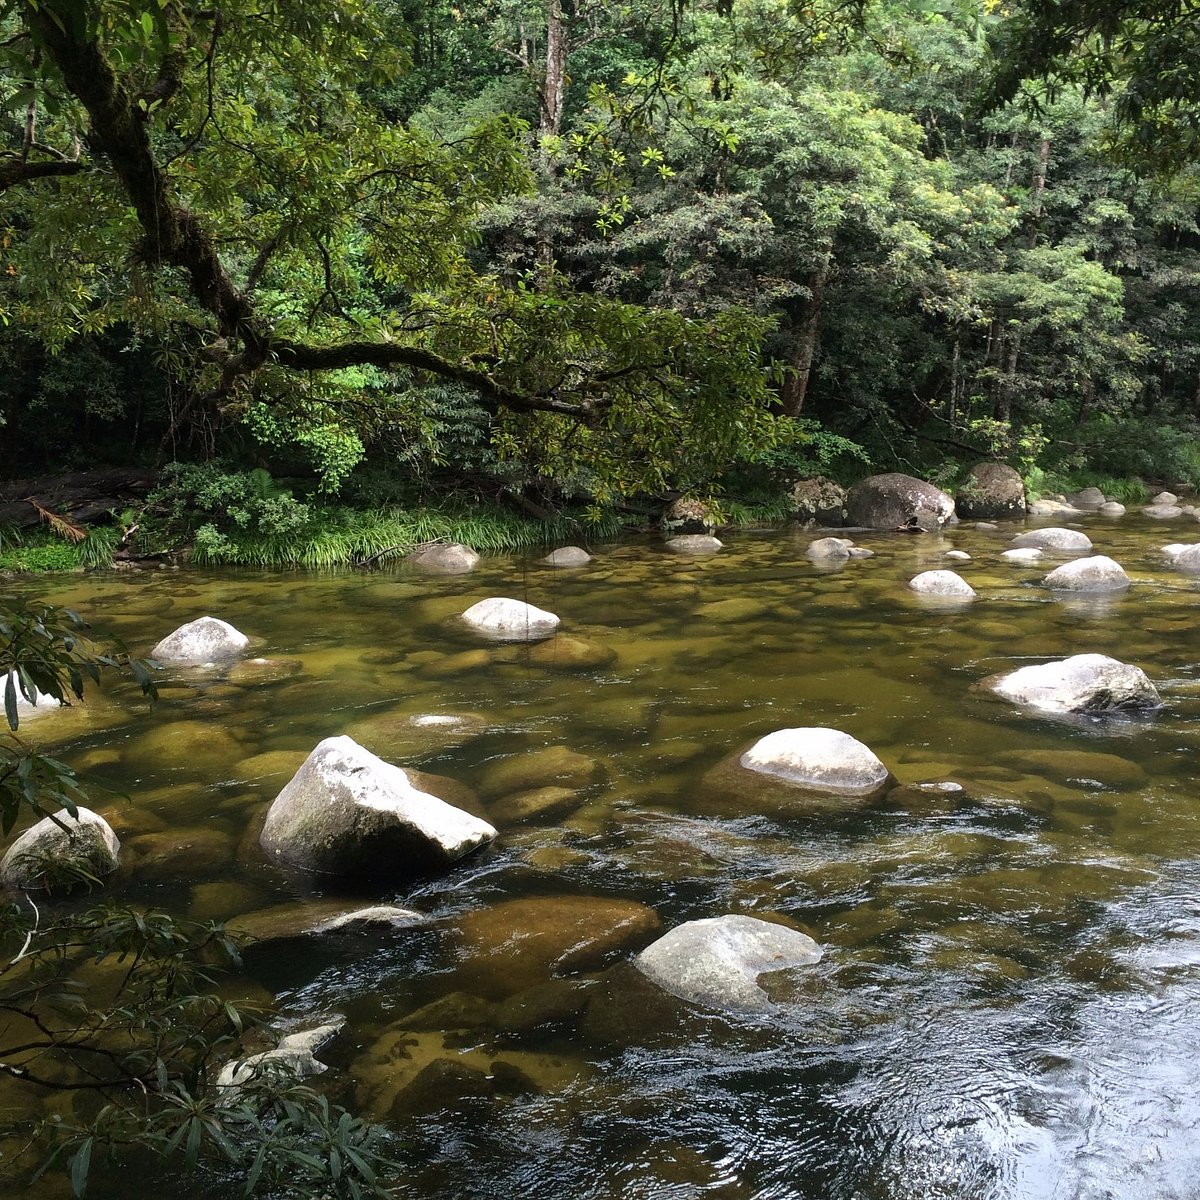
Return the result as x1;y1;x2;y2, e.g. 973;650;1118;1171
994;329;1022;423
1029;136;1051;247
778;262;829;418
540;3;567;143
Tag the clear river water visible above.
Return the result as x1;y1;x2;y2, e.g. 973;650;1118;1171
9;514;1200;1199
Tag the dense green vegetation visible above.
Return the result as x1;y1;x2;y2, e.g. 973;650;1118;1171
3;0;1199;566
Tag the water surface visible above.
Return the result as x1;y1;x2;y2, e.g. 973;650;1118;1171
9;515;1200;1199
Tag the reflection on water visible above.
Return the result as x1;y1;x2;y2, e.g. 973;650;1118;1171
12;516;1200;1198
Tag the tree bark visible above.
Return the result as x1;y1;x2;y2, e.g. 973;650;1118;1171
778;262;829;418
541;3;568;142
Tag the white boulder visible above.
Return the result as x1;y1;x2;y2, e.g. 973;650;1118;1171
151;616;249;664
1164;543;1200;571
0;807;120;889
1152;491;1178;505
1010;527;1092;553
1142;504;1183;519
908;570;975;598
259;736;496;876
1002;548;1043;563
635;915;823;1012
2;670;60;721
987;654;1160;715
461;597;560;642
217;1020;343;1092
1043;555;1130;593
740;728;889;797
1099;502;1126;516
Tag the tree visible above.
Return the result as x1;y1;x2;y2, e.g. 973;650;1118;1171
0;0;778;499
988;0;1200;175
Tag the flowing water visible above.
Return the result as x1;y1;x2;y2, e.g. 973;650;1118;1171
9;516;1200;1199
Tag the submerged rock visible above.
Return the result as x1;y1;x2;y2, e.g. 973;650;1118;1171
985;653;1160;715
1002;548;1043;563
461;597;560;642
0;807;120;890
635;914;823;1013
845;472;955;530
1142;504;1183;519
739;727;890;798
478;745;602;799
230;901;423;945
259;735;496;876
956;462;1027;520
454;895;663;999
226;656;302;686
526;635;616;670
489;786;582;826
908;569;976;598
543;546;591;567
406;543;479;574
151;616;248;664
1043;555;1130;593
1010;527;1092;553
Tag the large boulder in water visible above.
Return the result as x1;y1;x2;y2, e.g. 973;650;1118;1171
956;462;1027;520
740;728;890;798
789;476;846;526
1164;543;1200;572
984;654;1160;715
845;473;954;530
1043;555;1130;592
635;915;823;1013
1010;527;1092;553
661;497;719;536
151;616;248;663
0;807;120;890
259;736;496;877
461;597;559;642
406;543;479;575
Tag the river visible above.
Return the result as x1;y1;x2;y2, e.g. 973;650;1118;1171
9;515;1200;1199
